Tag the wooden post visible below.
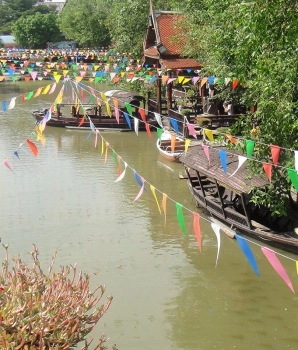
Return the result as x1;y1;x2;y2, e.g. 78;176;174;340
156;71;162;115
166;81;173;113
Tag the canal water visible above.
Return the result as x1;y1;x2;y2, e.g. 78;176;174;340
0;81;297;350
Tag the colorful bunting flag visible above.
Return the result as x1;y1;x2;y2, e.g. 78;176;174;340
211;223;221;267
235;234;259;276
176;202;186;237
193;212;201;252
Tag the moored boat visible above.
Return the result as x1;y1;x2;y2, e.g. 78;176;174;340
32;90;157;131
156;130;186;162
179;145;298;254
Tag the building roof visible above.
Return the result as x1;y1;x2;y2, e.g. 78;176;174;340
0;35;16;44
142;3;201;70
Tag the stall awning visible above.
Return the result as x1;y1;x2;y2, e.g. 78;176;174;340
160;58;201;70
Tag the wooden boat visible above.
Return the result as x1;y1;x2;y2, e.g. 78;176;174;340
156;130;186;162
179;145;298;254
32;90;157;131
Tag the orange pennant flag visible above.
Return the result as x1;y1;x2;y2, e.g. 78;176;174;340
139;108;146;122
112;97;118;109
171;133;176;153
225;133;237;144
24;76;31;82
78;115;85;127
104;142;109;163
26;139;38;157
232;80;239;90
270;144;280;165
263;162;272;182
193;212;202;252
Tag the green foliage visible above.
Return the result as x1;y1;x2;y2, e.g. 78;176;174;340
12;12;64;48
0;0;39;34
0;244;113;349
58;0;111;48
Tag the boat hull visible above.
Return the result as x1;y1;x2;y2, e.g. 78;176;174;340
156;131;186;163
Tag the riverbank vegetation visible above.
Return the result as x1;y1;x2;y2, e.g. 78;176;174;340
0;244;114;349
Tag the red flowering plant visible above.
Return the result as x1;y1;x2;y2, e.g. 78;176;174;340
0;244;115;349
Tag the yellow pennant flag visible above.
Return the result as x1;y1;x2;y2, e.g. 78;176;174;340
162;193;168;225
62;70;69;77
204;129;214;142
94;65;99;71
55;92;63;105
100;92;108;103
53;71;58;76
34;87;42;97
55;64;60;70
42;84;51;94
150;185;161;214
104;142;109;163
101;136;104;155
182;78;191;85
106;103;112;117
185;138;191;153
54;74;62;83
121;72;125;77
75;76;83;82
96;97;102;107
296;261;298;274
178;76;185;84
37;134;46;145
89;78;94;82
0;76;4;82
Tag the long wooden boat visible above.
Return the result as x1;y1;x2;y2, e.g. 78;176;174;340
32;90;157;131
179;145;298;254
156;131;186;162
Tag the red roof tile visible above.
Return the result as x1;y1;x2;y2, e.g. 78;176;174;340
160;58;201;70
157;14;187;55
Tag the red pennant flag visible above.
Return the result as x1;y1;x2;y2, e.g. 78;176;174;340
81;88;85;99
145;122;151;139
263;162;272;182
3;159;14;173
270;145;280;165
232;80;238;90
22;94;26;103
78;115;85;127
24;76;31;82
139;108;146;122
26;139;38;157
193;212;201;252
117;155;121;176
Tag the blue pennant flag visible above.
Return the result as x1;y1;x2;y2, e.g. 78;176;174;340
123;112;131;129
2;100;7;112
170;117;179;134
14;151;20;159
235;234;260;277
86;130;93;140
133;169;147;191
219;149;227;173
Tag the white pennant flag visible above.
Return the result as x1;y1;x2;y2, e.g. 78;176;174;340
110;72;116;80
134;117;139;136
7;97;16;110
154;112;163;127
294;151;298;172
115;162;127;182
211;223;221;267
229;155;247;177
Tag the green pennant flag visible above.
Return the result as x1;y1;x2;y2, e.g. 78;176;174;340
12;76;18;82
145;75;151;81
1;69;5;73
176;202;186;237
113;150;118;165
26;91;34;100
287;169;298;191
27;68;34;72
138;71;144;76
245;140;255;159
94;76;101;83
73;72;77;77
89;93;95;104
125;102;133;116
13;60;19;64
157;128;163;140
72;64;77;70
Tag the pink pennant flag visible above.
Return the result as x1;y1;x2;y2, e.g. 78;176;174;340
193;212;201;252
263;162;272;182
261;247;295;293
134;177;145;202
30;71;38;81
201;144;210;163
192;76;200;85
48;82;57;94
114;108;120;124
187;123;197;139
270;145;280;165
3;159;14;173
167;78;176;84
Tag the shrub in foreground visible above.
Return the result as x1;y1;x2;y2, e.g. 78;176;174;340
0;244;114;349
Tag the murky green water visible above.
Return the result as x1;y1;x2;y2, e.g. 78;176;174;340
0;81;297;349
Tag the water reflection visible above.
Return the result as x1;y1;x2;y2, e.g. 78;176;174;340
0;82;297;350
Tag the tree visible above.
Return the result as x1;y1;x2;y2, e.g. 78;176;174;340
107;0;176;53
12;12;64;48
58;0;111;48
177;0;298;215
0;0;38;34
